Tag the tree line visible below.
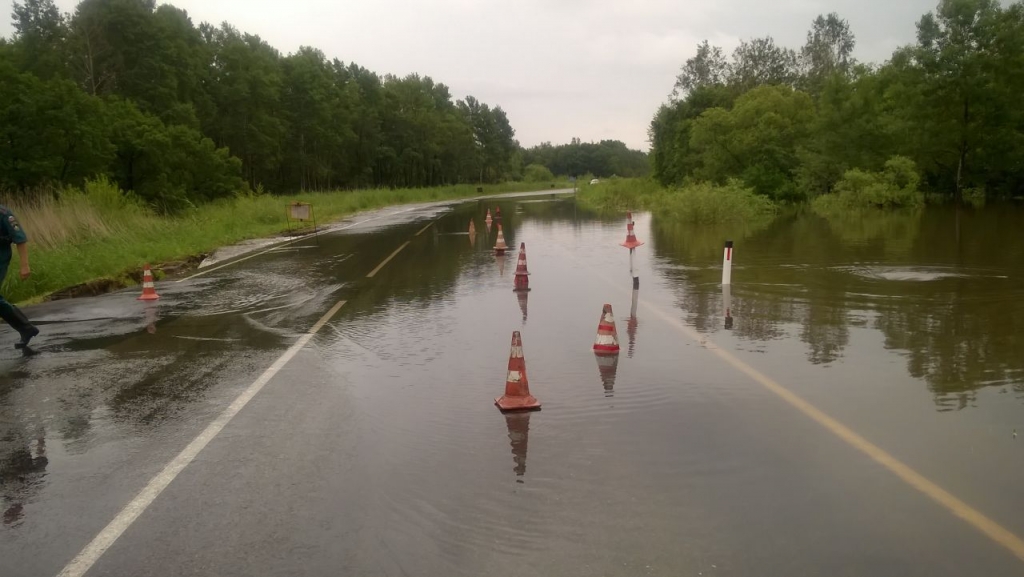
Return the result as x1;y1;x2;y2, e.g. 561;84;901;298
650;0;1024;203
522;138;649;180
1;0;520;210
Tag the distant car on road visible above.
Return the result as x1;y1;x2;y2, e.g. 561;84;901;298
589;178;600;185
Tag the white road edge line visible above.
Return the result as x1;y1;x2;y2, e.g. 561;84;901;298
56;299;349;577
177;205;423;283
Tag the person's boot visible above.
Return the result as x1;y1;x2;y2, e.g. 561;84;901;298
10;306;38;348
0;304;38;349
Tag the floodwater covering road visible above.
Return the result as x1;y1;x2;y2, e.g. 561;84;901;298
2;192;1024;576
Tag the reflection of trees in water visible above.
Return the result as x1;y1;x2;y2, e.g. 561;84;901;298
874;290;1024;410
652;205;1024;407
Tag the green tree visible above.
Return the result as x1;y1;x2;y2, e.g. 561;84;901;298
731;37;798;90
800;13;856;95
689;85;815;200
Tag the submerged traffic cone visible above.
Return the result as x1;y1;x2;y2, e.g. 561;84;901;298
494;206;502;221
138;264;160;301
621;221;644;249
494;224;509;254
495;331;541;411
593;303;620;355
485;209;493;226
512;242;530;292
469;220;476;235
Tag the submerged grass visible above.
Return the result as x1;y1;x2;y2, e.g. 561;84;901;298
2;179;567;303
577;177;777;224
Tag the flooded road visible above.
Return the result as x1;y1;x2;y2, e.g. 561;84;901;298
2;195;1024;576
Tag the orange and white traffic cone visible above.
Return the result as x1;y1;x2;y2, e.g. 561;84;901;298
494;224;509;255
621;221;643;249
485;209;493;227
138;264;160;301
495;331;541;411
593;303;620;355
512;242;530;292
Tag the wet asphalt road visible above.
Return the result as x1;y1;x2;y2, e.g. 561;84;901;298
2;192;1024;577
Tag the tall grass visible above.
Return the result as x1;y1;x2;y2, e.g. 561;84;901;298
2;179;567;303
577;177;777;223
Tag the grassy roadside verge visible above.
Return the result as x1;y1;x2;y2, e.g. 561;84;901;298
4;179;568;304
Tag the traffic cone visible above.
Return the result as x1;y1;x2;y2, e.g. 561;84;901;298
512;242;530;292
495;331;541;411
485;209;493;226
593;303;620;355
138;264;160;301
627;211;634;225
621;221;644;249
494;224;509;255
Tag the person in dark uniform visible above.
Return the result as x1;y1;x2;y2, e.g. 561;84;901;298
0;206;38;348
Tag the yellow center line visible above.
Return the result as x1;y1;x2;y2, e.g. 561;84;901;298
414;220;435;236
599;268;1024;562
366;241;411;278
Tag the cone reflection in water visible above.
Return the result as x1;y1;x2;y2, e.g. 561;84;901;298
468;220;476;236
595;353;619;397
495;252;507;276
485;209;493;226
504;412;531;481
144;303;159;335
516;290;528;325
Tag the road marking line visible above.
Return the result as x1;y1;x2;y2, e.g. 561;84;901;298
634;294;1024;563
56;299;349;577
366;241;410;278
414;220;434;236
177;206;422;282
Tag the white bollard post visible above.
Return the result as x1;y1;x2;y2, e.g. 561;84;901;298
722;240;733;286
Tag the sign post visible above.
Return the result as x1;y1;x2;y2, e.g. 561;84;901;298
286;202;318;245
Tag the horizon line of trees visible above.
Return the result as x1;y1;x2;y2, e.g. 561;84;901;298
651;0;1024;203
1;0;521;210
522;138;649;180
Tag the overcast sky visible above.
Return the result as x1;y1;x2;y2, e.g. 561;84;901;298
3;0;941;150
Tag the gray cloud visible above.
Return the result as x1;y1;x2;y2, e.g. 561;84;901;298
2;0;941;150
